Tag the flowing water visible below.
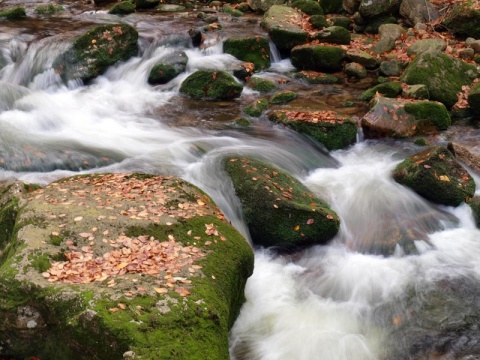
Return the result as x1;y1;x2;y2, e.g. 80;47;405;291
1;8;480;360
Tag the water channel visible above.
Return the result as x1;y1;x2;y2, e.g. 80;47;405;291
1;4;480;359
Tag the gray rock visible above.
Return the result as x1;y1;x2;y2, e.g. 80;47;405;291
400;0;440;26
345;62;367;78
403;84;429;100
379;59;402;76
407;38;447;56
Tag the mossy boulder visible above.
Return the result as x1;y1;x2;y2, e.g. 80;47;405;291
222;4;243;16
0;174;254;359
148;50;188;85
362;97;451;138
109;1;135;15
311;26;351;45
179;70;243;101
467;81;480;115
442;4;480;39
291;45;346;72
358;0;400;20
269;109;358;150
53;24;138;83
291;0;323;15
346;49;378;69
243;98;269;117
224;157;340;248
248;0;287;12
402;51;478;108
406;38;447;57
330;16;352;29
269;90;297;104
309;14;329;29
359;81;402;101
261;6;308;53
392;147;475;207
468;196;480;228
246;76;277;92
223;36;271;71
0;6;26;20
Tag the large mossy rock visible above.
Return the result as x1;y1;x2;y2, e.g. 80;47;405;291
54;24;138;83
402;51;478;108
248;0;287;12
148;50;188;85
269;109;358;150
224;157;340;248
291;44;346;72
109;1;135;15
223;36;271;71
0;174;254;359
291;0;323;15
179;70;243;100
261;6;308;53
362;97;451;138
442;4;480;39
392;147;475;207
467;81;480;115
311;26;351;45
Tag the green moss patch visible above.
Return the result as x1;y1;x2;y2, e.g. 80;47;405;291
0;6;26;20
223;36;271;71
180;70;243;100
291;44;346;72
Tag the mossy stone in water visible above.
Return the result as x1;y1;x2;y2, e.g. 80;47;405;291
222;4;243;16
223;36;271;71
294;70;338;84
392;146;475;207
224;157;340;248
109;1;135;15
268;109;358;150
179;70;243;100
246;77;277;93
404;101;450;130
148;50;188;85
359;82;402;101
0;174;254;359
0;7;26;20
468;196;480;228
270;90;297;104
291;0;323;15
291;45;346;72
243;98;269;117
54;24;138;83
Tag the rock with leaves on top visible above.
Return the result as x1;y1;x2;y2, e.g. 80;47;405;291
392;146;475;207
0;174;254;359
402;51;478;108
362;97;451;138
53;24;138;83
269;109;358;150
224;157;340;249
179;70;243;101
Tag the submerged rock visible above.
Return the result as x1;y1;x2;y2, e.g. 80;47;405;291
179;70;243;100
269;109;358;150
224;157;340;249
392;146;475;207
0;174;254;359
54;24;138;83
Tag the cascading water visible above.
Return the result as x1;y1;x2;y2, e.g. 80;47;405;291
1;14;480;360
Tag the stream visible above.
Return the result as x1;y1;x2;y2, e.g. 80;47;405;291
1;5;480;359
